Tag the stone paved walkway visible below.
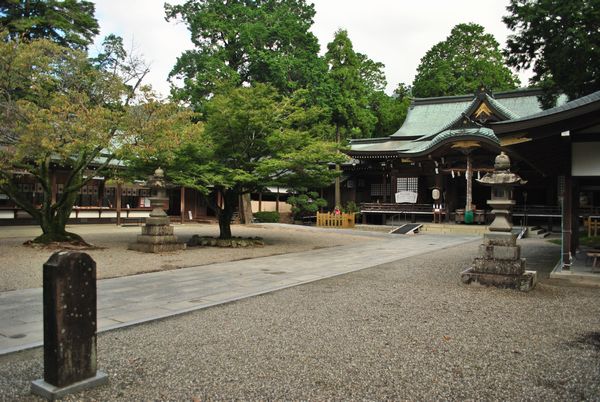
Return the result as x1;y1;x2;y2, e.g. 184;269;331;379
0;231;476;355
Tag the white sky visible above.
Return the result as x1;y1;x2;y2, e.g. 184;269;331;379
92;0;529;98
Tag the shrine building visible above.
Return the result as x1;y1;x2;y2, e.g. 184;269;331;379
333;87;600;269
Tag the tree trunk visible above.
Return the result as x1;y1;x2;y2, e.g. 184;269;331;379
216;189;238;239
240;193;253;224
34;167;85;244
34;197;83;244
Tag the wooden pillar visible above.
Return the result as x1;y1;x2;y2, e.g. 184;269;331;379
180;186;185;224
572;177;580;256
51;170;58;205
389;172;394;204
381;168;387;203
97;180;104;207
335;167;341;208
465;154;473;212
258;192;262;212
562;175;572;269
116;182;122;226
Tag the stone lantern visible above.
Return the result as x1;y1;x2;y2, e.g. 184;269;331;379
128;168;185;253
460;152;536;291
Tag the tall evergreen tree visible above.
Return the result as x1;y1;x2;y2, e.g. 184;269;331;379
324;29;376;142
504;0;600;108
412;23;519;98
165;0;326;112
0;0;99;49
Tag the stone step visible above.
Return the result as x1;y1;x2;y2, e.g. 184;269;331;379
420;224;487;235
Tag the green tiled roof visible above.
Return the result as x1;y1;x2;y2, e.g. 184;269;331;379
348;127;500;157
390;88;547;140
493;90;600;125
390;97;473;139
348;88;564;159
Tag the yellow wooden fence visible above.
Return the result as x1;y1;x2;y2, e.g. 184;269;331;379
316;212;355;228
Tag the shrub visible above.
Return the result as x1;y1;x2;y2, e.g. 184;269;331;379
253;211;280;223
287;191;327;220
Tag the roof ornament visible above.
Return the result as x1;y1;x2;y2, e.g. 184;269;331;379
475;85;491;99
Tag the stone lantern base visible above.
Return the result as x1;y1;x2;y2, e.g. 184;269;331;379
128;207;185;253
461;232;537;291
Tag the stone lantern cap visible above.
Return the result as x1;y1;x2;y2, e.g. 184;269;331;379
147;167;166;190
476;152;527;186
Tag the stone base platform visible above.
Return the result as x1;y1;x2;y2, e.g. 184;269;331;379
128;242;186;253
460;267;537;292
31;371;108;401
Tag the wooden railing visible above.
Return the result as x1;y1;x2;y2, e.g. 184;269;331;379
316;212;355;228
360;203;435;214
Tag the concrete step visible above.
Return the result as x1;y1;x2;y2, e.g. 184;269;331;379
528;225;551;238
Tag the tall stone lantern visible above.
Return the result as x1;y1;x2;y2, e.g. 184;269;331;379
128;168;186;253
461;152;537;291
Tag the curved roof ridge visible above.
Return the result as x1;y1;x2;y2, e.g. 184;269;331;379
484;94;521;119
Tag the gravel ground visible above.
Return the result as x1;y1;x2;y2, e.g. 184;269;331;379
0;224;377;291
1;238;599;401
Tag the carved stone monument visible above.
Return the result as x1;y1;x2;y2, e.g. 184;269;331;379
31;251;108;400
128;167;185;253
461;152;537;291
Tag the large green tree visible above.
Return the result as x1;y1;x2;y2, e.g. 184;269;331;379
0;0;99;49
324;29;378;207
165;0;326;112
168;84;343;239
412;23;519;98
504;0;600;108
0;36;193;243
324;29;377;142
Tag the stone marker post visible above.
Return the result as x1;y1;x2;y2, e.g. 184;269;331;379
31;251;107;400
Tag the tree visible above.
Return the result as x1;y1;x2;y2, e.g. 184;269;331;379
168;84;344;239
324;29;377;207
504;0;600;108
393;82;412;102
287;190;326;221
0;36;193;243
324;30;377;142
0;0;99;49
412;23;519;98
368;91;410;137
164;0;326;112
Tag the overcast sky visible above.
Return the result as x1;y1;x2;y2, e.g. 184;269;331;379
92;0;529;98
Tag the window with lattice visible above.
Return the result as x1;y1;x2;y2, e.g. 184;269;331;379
370;183;391;196
396;177;418;192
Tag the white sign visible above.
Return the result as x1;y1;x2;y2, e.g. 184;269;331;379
395;191;418;203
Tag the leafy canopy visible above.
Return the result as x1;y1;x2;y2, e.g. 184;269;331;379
412;23;519;98
0;35;197;243
0;0;99;49
168;83;344;238
165;0;325;112
504;0;600;107
170;83;344;195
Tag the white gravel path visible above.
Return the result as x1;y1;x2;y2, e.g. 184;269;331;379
1;238;598;401
0;223;378;291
